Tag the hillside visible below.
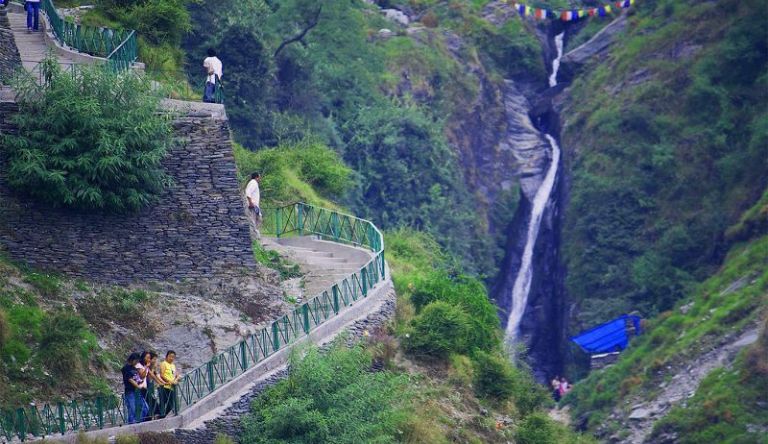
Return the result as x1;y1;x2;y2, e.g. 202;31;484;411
560;0;767;329
1;0;767;442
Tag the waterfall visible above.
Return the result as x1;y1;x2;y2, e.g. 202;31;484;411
505;32;565;342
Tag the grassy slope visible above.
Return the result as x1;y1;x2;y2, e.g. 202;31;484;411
562;0;768;327
564;206;768;438
0;255;136;406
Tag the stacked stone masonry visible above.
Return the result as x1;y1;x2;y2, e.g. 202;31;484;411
0;102;257;284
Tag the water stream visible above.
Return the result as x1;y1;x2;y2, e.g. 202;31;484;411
504;32;564;342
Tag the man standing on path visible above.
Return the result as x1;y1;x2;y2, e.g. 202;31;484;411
122;353;142;424
202;48;223;103
26;0;41;32
246;172;262;239
158;350;181;418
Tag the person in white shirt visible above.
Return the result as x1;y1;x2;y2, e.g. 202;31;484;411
245;172;262;239
203;48;223;103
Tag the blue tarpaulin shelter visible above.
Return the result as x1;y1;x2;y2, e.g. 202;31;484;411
571;314;642;354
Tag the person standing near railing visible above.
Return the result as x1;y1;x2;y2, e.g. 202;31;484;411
202;48;223;103
121;353;142;424
25;0;41;32
158;350;181;418
245;172;262;239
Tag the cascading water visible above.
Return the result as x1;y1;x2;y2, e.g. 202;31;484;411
504;32;564;342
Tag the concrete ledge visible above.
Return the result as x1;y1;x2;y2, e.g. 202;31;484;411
34;272;394;442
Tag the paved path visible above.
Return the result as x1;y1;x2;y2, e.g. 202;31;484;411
263;236;373;302
6;8;75;74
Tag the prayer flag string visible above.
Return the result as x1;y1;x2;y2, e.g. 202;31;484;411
509;0;636;21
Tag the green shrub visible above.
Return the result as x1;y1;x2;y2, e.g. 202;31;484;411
39;311;98;382
124;0;191;46
233;140;352;208
409;272;501;353
472;350;548;412
3;60;172;213
515;412;558;444
23;273;60;298
242;345;411;444
404;301;472;358
1;340;31;372
78;288;152;331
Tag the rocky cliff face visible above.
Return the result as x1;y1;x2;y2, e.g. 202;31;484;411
439;6;569;379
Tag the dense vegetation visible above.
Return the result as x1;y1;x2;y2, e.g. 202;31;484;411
232;139;587;442
181;0;554;275
2;61;172;212
241;224;593;443
562;0;768;327
564;197;767;438
0;256;113;406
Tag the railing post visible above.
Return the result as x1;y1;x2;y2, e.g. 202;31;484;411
302;304;310;333
380;252;386;280
16;408;25;440
297;204;303;235
275;208;282;238
332;285;340;314
362;269;368;297
57;402;65;435
272;322;280;352
207;360;215;392
96;397;104;429
239;341;248;372
332;212;340;241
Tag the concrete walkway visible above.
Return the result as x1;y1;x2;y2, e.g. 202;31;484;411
263;236;373;301
37;237;392;443
5;6;75;74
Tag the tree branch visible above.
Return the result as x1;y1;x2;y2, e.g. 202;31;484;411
273;6;323;58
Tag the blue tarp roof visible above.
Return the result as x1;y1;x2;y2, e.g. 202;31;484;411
570;314;642;354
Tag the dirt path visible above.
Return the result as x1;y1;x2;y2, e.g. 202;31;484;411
615;327;759;443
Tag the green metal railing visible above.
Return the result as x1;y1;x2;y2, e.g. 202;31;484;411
40;0;137;70
0;203;385;441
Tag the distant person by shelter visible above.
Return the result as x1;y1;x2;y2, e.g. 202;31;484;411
202;48;223;103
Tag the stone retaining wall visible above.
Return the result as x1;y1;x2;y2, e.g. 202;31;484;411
0;8;22;83
0;101;257;284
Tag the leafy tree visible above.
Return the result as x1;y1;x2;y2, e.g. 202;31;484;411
2;61;172;213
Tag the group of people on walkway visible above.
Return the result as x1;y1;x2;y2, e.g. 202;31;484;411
551;375;572;402
121;350;182;424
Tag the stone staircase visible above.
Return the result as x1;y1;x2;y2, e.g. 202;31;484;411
263;236;373;300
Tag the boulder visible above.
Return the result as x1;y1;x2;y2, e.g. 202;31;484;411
383;8;409;26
